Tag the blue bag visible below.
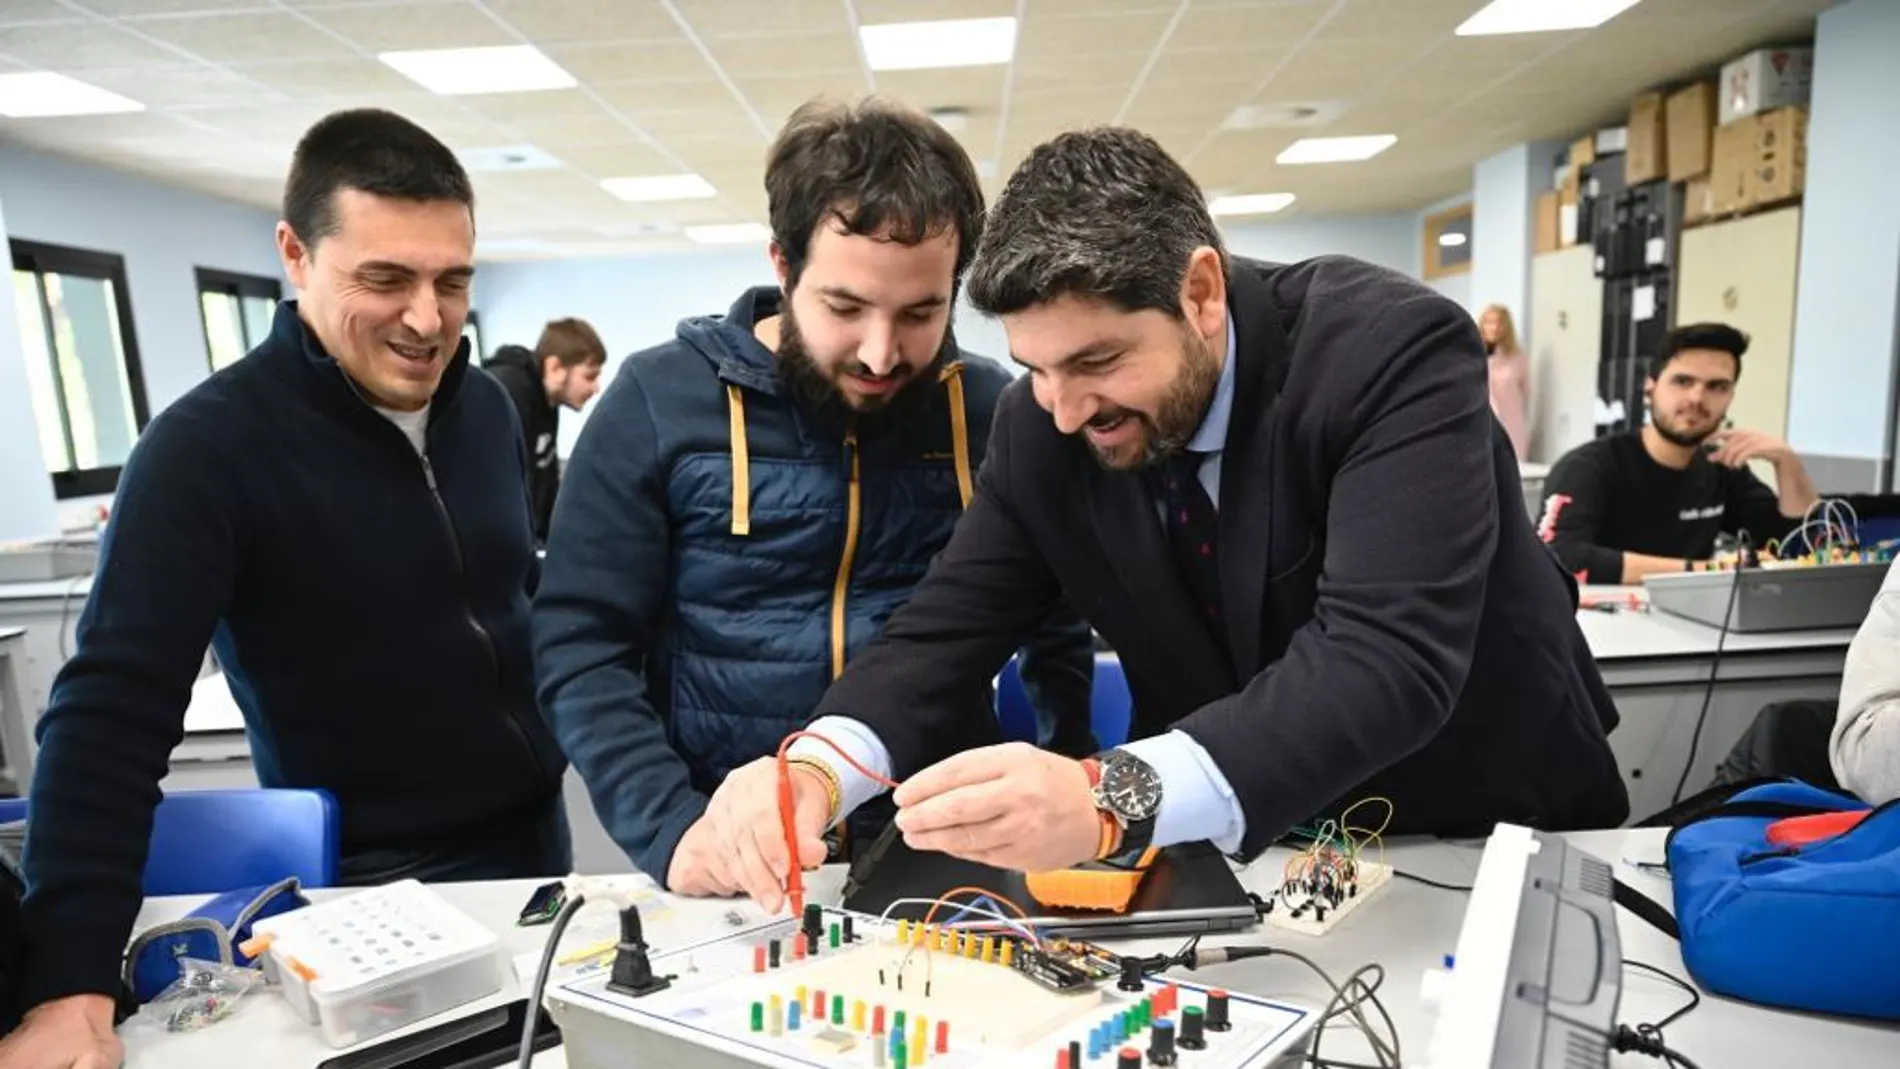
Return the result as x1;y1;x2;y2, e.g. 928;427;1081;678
122;877;307;1004
1663;780;1900;1021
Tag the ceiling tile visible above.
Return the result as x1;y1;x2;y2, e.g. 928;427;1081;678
731;70;873;120
1315;0;1467;42
74;0;274;14
874;67;1006;114
1011;50;1142;97
1017;10;1174;57
301;1;516;51
222;56;421;95
481;0;681;43
121;11;358;62
543;39;721;84
1141;47;1284;93
854;0;1017;21
458;87;606;124
612;96;765;139
702;31;862;76
673;0;849;39
0;1;77;26
547;140;678;176
1169;1;1331;51
78;61;284;108
0;20;190;68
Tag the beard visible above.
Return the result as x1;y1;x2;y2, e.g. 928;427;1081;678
1650;403;1720;448
775;301;949;425
1084;321;1223;471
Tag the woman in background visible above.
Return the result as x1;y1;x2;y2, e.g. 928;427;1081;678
1481;303;1531;461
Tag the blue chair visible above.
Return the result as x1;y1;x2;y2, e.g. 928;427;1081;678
0;788;339;896
995;653;1133;749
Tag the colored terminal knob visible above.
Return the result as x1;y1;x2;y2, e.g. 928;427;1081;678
1147;1018;1178;1066
1205;989;1232;1032
1178;1007;1208;1051
802;902;824;941
1117;1047;1142;1069
1118;955;1146;993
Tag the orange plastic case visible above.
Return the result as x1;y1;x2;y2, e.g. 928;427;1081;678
1024;847;1160;913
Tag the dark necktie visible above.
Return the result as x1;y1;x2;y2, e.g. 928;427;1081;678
1151;450;1221;624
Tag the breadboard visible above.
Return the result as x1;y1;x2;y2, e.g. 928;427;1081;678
545;906;1318;1069
1264;861;1393;937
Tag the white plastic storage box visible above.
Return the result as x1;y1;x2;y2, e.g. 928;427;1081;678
249;879;505;1048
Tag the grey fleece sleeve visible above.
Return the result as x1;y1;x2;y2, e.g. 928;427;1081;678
1831;557;1900;804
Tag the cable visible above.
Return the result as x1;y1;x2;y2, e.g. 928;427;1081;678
1672;531;1747;806
1391;870;1474;893
1623;958;1700;1034
518;891;585;1069
774;730;901;918
1613;1023;1703;1069
1161;944;1401;1069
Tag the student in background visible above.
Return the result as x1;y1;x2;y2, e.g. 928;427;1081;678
0;109;567;1068
484;318;607;542
1480;303;1531;462
533;97;1094;895
1541;323;1817;584
1832;556;1900;804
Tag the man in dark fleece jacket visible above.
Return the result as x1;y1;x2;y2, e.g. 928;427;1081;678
534;97;1095;895
0;110;567;1065
483;317;606;541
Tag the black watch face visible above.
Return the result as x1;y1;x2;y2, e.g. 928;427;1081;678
1101;756;1161;821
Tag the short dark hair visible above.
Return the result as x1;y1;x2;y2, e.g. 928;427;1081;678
765;96;984;288
283;108;475;247
1654;322;1750;380
536;317;606;368
968;127;1227;317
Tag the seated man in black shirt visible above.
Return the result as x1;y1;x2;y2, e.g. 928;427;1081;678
1541;322;1818;584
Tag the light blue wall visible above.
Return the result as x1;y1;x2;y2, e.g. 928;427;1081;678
1471;140;1566;333
0;144;286;534
0;145;286;417
477;213;1423;456
1786;0;1900;466
0;184;60;542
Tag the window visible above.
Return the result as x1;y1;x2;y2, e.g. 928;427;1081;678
12;240;150;499
462;308;485;362
1423;202;1474;280
195;267;282;372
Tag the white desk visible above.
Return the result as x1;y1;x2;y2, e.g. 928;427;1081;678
115;829;1895;1068
1578;587;1853;820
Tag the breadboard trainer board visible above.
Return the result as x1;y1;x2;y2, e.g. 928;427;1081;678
1265;861;1392;937
545;906;1317;1069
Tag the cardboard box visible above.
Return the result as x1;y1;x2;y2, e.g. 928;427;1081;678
1709;118;1754;214
1558;186;1580;247
1626;91;1666;184
1570;135;1595;171
1666;81;1716;181
1751;107;1807;204
1535;190;1561;254
1719;46;1813;125
1682;177;1713;226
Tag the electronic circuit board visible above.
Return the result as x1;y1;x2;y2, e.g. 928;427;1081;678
544;905;1316;1069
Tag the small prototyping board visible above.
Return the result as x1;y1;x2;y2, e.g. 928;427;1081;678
1264;861;1393;937
545;905;1316;1069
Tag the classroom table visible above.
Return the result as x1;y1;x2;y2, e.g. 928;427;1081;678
1577;586;1855;821
115;828;1895;1069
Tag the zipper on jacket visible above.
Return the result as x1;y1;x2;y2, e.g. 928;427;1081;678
828;426;862;681
421;453;549;782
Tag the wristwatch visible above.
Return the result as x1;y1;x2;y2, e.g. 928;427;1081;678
1084;749;1161;862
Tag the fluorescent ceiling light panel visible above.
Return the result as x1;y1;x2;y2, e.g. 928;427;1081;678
1276;135;1397;164
859;17;1017;71
1438;232;1469;247
686;223;772;245
601;174;718;202
1209;193;1297;216
1456;0;1644;36
378;45;576;95
0;72;144;118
